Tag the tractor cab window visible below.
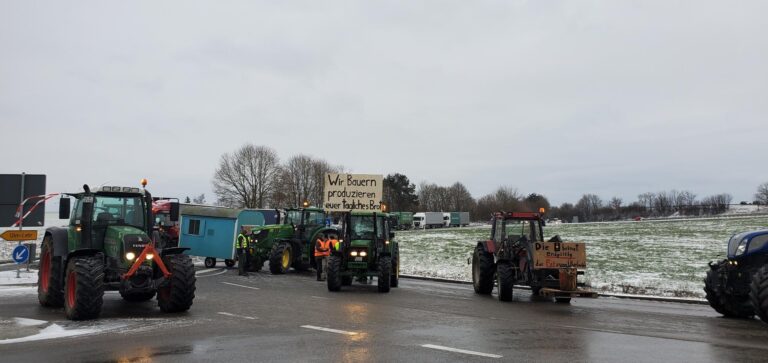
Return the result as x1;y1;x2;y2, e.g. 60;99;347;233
285;210;302;225
350;216;375;240
305;211;325;226
493;218;504;242
375;216;385;239
505;220;540;242
92;195;145;229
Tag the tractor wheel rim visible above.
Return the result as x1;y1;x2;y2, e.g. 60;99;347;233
282;250;290;269
40;250;51;292
66;271;76;308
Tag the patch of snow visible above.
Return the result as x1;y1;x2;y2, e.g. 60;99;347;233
14;317;47;327
0;269;38;286
0;286;37;296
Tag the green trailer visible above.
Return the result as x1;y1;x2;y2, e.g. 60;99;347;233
390;211;414;230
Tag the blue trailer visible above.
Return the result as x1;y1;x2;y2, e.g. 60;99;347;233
178;205;280;268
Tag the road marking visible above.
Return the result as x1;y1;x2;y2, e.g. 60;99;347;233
421;344;502;359
222;282;260;290
300;325;357;336
196;268;225;276
217;312;257;320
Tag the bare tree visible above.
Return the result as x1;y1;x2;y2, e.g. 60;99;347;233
575;194;603;222
192;194;206;204
276;154;342;207
756;182;768;205
212;144;280;208
609;197;622;211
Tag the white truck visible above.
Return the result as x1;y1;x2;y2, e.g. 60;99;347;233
413;212;445;229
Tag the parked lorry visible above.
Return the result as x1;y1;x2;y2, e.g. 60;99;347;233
389;212;414;230
327;211;399;292
471;211;597;303
247;207;339;274
38;181;196;320
442;213;451;227
450;212;470;227
704;229;768;324
178;205;278;269
413;212;444;229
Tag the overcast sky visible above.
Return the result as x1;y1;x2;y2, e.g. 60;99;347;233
1;1;766;207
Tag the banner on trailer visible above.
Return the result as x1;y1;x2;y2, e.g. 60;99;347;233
323;174;383;212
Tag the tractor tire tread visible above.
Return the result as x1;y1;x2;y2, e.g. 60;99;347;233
327;255;342;291
65;256;105;320
750;265;768;323
378;258;392;293
473;245;494;295
38;236;64;308
158;254;196;313
497;262;514;302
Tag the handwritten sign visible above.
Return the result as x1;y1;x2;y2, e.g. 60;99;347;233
323;174;383;212
532;242;587;269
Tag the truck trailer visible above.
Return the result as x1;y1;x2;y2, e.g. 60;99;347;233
450;212;470;227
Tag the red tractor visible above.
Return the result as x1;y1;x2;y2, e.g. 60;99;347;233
472;211;597;303
152;198;180;248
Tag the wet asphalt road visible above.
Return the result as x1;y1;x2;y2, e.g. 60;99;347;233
1;265;767;363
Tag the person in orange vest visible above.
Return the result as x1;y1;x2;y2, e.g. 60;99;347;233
315;235;331;281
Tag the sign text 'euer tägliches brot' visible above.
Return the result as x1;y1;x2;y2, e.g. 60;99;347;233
323;174;383;212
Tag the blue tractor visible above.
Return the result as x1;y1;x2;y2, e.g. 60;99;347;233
705;229;768;323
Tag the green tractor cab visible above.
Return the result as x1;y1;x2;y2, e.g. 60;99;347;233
327;211;399;293
38;183;195;320
248;207;339;274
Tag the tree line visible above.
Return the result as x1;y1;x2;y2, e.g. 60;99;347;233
211;143;768;223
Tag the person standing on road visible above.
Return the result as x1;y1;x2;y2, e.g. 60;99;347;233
314;235;331;281
236;226;250;276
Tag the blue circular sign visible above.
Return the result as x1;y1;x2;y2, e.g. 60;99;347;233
12;245;29;264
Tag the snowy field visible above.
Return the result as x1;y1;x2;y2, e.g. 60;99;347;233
398;215;768;298
4;213;768;298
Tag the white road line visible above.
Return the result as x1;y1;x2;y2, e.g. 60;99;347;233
196;268;224;276
217;312;257;320
221;282;260;290
197;269;227;277
421;344;502;359
300;325;357;336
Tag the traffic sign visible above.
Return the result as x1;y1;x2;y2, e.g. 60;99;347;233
12;245;29;264
0;230;37;241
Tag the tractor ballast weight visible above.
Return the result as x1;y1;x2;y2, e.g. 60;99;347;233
472;211;596;303
37;183;196;320
704;229;768;324
327;211;399;293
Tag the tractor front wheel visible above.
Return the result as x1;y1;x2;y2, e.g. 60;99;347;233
750;265;768;324
497;262;514;302
378;258;392;293
269;242;292;274
38;235;64;308
390;244;400;288
250;255;263;272
327;255;342;292
158;254;196;313
64;255;105;320
472;245;494;295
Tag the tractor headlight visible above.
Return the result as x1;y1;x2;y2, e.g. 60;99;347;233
735;238;748;256
350;251;358;257
146;253;154;260
359;251;367;257
125;252;136;261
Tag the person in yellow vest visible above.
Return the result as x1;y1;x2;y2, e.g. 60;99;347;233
314;235;331;281
329;235;341;252
236;226;250;276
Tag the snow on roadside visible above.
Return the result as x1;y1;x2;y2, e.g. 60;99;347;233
0;269;37;286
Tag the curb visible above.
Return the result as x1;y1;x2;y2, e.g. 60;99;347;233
400;274;707;305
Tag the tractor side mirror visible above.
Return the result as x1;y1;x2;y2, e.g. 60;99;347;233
59;197;71;219
389;232;395;239
169;202;180;222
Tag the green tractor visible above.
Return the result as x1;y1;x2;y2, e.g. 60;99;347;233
248;207;339;274
327;211;399;293
38;183;196;320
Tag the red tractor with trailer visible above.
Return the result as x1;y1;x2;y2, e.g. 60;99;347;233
472;211;597;303
152;198;180;248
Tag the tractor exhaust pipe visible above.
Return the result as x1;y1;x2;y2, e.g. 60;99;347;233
81;184;94;249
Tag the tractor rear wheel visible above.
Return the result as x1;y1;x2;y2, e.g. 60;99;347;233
390;244;400;288
378;258;392;293
327;255;342;292
38;236;64;308
120;290;156;302
472;245;494;295
750;265;768;323
204;257;216;268
704;261;754;318
497;262;514;302
269;242;292;274
158;254;196;313
64;255;105;320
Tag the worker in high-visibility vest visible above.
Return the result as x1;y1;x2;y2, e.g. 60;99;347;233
236;226;250;276
314;235;331;281
330;235;341;252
